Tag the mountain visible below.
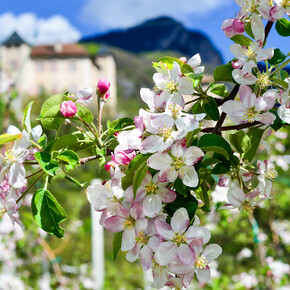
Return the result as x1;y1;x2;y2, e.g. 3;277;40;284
81;17;223;67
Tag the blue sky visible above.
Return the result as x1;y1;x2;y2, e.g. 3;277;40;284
0;0;288;63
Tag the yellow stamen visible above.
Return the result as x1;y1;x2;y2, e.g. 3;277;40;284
123;218;134;229
135;232;149;245
172;232;187;246
159;126;173;139
145;181;157;194
195;256;208;269
172;157;185;171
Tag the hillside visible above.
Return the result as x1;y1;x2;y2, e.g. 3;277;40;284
81;16;223;68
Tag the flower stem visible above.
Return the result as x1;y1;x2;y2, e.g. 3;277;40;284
16;172;45;204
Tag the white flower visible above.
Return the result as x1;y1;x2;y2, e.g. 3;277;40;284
147;140;204;187
221;84;276;124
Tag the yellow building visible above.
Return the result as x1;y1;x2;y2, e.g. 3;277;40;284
0;32;117;113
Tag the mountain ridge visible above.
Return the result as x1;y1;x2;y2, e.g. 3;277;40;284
81;16;223;67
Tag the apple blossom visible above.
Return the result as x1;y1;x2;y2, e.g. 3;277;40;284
147;140;204;187
221;84;276;124
154;208;211;266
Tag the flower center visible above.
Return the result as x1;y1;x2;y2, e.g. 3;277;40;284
244;46;256;59
159;125;173;139
244;107;257;122
239;201;255;215
145;181;157;194
135;232;149;245
123;218;135;229
3;150;18;163
172;157;185;171
168;103;181;119
265;167;278;179
195;256;208;269
242;0;256;13
257;73;271;89
165;80;178;93
172;232;187;246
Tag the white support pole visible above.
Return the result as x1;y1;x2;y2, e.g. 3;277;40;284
91;205;105;290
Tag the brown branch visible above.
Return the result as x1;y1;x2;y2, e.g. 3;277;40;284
201;121;261;133
80;149;113;164
211;85;240;134
264;21;274;44
215;84;240;107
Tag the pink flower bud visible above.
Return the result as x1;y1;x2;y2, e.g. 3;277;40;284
97;78;110;95
179;57;187;63
60;100;77;117
222;18;244;38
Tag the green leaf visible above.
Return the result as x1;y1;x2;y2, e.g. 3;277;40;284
40;94;64;117
201;156;220;167
0;134;21;146
230;34;252;47
165;195;198;221
185;72;204;88
133;161;148;196
35;152;59;176
108;117;134;130
156;56;194;74
209;83;228;98
229;130;251;154
270;109;285;131
272;77;289;89
213;63;234;83
64;175;85;187
244;22;255;39
76;104;93;123
122;154;150;190
31;189;67;238
268;48;286;66
38;134;47;149
40;105;64;130
204;99;220;121
22;101;34;132
211;162;231;175
198;134;232;160
113;232;123;260
174;178;188;196
56;150;79;170
275;18;290;37
243;128;264;162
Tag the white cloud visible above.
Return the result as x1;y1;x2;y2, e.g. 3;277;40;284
0;13;81;44
80;0;231;32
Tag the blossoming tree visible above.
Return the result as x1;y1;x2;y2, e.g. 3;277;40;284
1;0;290;288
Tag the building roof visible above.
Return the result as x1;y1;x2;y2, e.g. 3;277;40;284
2;32;27;47
30;44;90;59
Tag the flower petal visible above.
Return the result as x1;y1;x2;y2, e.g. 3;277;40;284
171;208;189;233
155;241;177;266
177;244;196;265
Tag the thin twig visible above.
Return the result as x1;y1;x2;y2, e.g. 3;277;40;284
25;169;43;179
201;121;262;133
16;172;45;204
80;149;113;164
